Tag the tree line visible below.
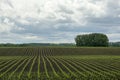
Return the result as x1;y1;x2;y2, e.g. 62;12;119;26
0;43;75;47
0;33;119;47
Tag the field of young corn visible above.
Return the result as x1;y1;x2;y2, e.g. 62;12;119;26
0;47;120;80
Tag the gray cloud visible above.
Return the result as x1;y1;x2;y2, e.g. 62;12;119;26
0;0;120;43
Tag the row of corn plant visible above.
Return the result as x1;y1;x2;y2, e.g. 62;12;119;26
18;56;33;78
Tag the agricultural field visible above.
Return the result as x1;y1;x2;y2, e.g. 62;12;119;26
0;47;120;80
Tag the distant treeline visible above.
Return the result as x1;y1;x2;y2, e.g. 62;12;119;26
0;43;75;47
109;42;120;47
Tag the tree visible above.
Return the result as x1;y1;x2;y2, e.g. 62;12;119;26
75;33;109;47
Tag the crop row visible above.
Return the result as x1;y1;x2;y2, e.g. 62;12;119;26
0;48;120;80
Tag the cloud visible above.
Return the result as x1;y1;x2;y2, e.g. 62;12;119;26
0;18;14;33
0;0;120;43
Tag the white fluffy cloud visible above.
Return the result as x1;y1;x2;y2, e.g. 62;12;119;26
0;18;14;33
0;0;107;24
0;0;120;43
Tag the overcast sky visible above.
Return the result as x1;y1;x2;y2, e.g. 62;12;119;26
0;0;120;43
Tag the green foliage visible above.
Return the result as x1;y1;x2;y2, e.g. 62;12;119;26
75;33;109;47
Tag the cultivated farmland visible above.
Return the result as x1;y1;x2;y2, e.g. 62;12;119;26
0;47;120;80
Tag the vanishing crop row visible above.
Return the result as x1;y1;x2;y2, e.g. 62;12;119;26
0;47;120;80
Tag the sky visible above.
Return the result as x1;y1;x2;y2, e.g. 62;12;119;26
0;0;120;43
